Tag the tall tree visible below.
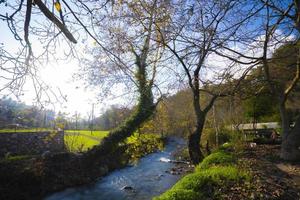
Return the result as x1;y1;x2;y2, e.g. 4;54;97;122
80;0;171;162
157;0;260;164
259;0;300;161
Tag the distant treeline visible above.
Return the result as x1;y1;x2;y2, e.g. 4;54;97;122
0;98;55;128
0;97;132;130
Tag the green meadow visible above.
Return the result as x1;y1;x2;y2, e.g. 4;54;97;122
64;130;109;152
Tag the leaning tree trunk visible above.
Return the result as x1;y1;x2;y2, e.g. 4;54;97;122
83;57;155;164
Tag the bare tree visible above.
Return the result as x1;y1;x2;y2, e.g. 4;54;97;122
156;0;263;164
259;0;300;161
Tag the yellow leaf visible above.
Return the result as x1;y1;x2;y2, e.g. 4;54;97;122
54;2;61;12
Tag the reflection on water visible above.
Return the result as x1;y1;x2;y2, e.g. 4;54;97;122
46;137;186;200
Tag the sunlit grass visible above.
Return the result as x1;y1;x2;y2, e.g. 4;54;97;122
64;130;109;152
65;130;109;139
64;134;100;152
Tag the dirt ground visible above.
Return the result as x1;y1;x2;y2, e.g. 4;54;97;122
219;144;300;200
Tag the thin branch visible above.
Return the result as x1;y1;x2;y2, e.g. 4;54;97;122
34;0;77;43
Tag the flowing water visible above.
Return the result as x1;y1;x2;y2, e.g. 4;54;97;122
46;137;187;200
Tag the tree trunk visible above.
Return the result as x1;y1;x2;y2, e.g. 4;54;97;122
280;114;300;161
188;117;205;164
188;89;205;164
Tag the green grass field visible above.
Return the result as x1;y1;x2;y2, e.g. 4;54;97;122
64;130;109;152
65;130;108;139
0;128;109;152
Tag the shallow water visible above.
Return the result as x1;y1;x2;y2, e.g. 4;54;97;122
45;137;186;200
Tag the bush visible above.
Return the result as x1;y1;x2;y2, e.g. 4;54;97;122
126;133;164;161
195;151;236;170
201;128;240;150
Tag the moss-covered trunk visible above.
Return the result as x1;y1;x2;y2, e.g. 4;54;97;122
83;43;155;165
83;87;155;164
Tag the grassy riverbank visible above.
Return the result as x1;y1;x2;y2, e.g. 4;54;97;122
154;143;300;200
154;144;249;200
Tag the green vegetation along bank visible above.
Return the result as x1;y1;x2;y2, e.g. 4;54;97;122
0;132;165;200
154;144;249;200
154;143;300;200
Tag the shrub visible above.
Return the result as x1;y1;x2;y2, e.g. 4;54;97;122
126;133;164;161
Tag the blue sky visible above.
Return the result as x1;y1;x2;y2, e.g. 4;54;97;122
0;3;124;117
0;0;296;117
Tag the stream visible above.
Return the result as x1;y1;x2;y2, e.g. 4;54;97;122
45;137;188;200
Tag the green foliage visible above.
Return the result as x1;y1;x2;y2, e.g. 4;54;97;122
201;128;245;152
242;94;279;122
126;133;164;161
195;151;236;170
0;98;55;128
202;128;231;148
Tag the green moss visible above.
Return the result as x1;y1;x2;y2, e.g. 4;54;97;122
153;189;202;200
219;142;234;151
154;146;251;200
195;151;236;171
154;166;250;200
171;172;213;191
201;166;250;182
